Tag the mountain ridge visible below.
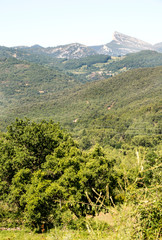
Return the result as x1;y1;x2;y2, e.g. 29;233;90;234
5;32;161;59
91;31;156;56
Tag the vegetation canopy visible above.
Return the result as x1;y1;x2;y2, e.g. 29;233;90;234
0;119;161;239
0;119;117;231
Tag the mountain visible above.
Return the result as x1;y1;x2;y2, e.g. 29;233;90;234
91;31;154;56
14;43;96;59
44;43;96;59
1;32;162;59
154;42;162;52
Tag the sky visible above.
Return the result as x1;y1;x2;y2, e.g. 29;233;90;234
0;0;162;47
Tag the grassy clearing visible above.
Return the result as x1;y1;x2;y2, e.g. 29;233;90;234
0;213;113;240
0;228;110;240
0;201;161;239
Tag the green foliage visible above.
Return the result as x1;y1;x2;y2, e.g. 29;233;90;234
139;194;162;239
80;136;92;150
62;55;111;70
0;57;81;130
105;50;162;72
79;146;117;208
0;119;161;238
1;64;160;148
1;52;162;145
0;119;118;231
0;119;75;229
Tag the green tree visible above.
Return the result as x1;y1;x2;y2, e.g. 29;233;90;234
0;119;119;231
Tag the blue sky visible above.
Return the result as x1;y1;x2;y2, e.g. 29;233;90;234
0;0;162;47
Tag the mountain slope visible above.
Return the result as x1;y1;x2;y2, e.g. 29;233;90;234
2;65;161;145
102;50;162;73
0;57;82;129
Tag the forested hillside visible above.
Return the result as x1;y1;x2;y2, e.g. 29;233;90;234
0;57;81;130
104;50;162;72
2;65;161;147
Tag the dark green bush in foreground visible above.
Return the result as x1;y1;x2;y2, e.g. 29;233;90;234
0;119;117;231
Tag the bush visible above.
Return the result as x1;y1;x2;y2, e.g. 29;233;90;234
0;119;117;230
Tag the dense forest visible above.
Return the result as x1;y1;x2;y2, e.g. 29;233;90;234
0;49;161;239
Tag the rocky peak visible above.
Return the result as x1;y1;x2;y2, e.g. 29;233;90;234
45;43;96;59
92;31;154;56
112;31;153;49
